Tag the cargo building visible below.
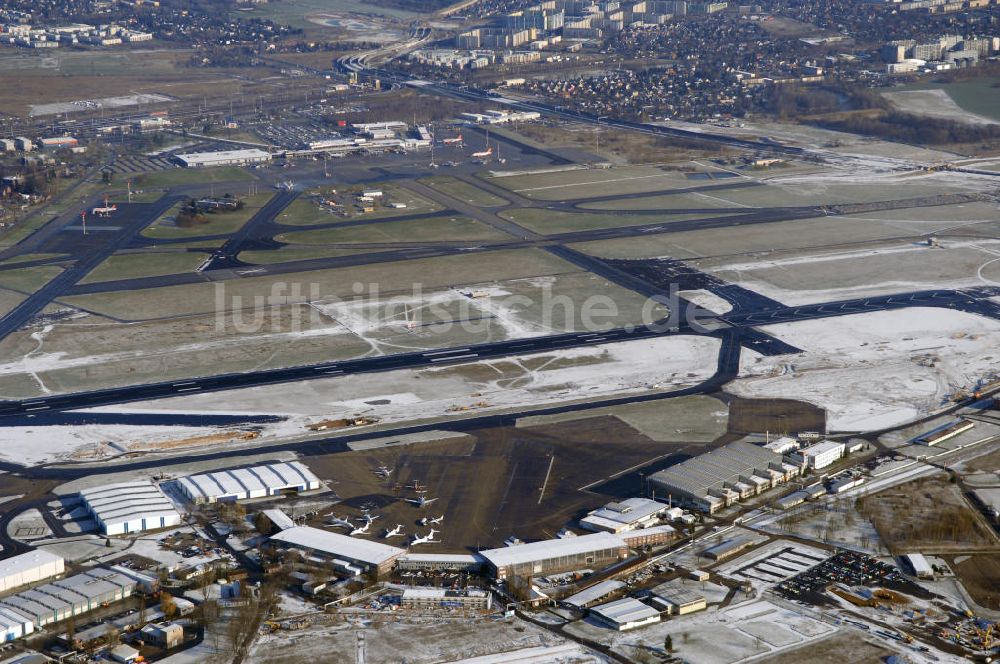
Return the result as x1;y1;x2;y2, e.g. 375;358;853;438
269;526;404;578
0;550;65;594
579;497;669;534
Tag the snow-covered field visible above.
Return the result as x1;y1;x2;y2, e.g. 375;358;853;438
729;307;1000;431
0;336;720;466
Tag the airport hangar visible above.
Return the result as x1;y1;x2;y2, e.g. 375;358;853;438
478;532;628;581
79;481;183;536
177;461;322;504
647;441;804;514
269;526;406;578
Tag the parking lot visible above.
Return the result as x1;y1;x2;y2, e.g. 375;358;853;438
776;550;905;602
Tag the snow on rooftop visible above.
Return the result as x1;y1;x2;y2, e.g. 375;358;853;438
0;550;63;579
479;532;625;568
591;597;660;624
270;526;404;566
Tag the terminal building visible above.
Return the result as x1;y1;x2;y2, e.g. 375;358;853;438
396;553;483;573
177;461;322;504
79;481;182;536
269;526;405;578
579;497;669;534
0;550;65;594
173;149;272;168
479;532;628;581
647;441;800;513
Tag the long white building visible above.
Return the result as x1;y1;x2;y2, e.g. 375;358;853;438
0;550;65;594
177;461;322;504
173;148;271;168
579;497;668;534
79;481;182;536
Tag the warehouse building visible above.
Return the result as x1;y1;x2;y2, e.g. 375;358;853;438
647;441;798;513
0;550;65;594
269;526;404;578
590;598;661;631
0;606;34;642
647;582;706;615
177;461;322;504
903;553;934;579
399;587;492;611
173;149;271;168
579;497;669;533
79;481;182;536
0;568;136;631
479;532;628;581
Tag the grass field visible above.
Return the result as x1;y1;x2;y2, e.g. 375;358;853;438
142;192;274;240
0;265;64;294
62;248;578;320
81;251;208;284
952;554;1000;610
278;187;442;226
0;253;66;266
490;165;703;201
277;216;510;245
237;247;372;264
500;207;731;235
858;477;998;554
898;76;1000;122
135;166;256;189
421;176;509;207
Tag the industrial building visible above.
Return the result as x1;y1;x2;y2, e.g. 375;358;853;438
177;461;322;504
620;525;676;548
173;149;272;168
795;440;845;470
903;553;934;579
647;441;799;513
913;419;974;446
647;582;707;615
579;497;669;533
0;550;65;594
479;532;628;581
590;598;661;631
79;481;182;536
399;587;492;611
269;526;405;578
702;536;757;561
563;580;625;609
140;622;184;649
0;568;136;632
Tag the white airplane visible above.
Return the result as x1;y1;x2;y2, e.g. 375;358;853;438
471;146;493;159
384;524;405;538
419;515;444;526
326;515;354;529
406;495;438;508
442;133;463;144
91;203;117;217
410;528;438;545
375;465;392;478
350;522;370;536
360;513;378;526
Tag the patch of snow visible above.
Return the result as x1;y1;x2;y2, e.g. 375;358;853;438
730;307;1000;431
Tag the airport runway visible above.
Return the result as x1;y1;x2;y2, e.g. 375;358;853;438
1;285;998;419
